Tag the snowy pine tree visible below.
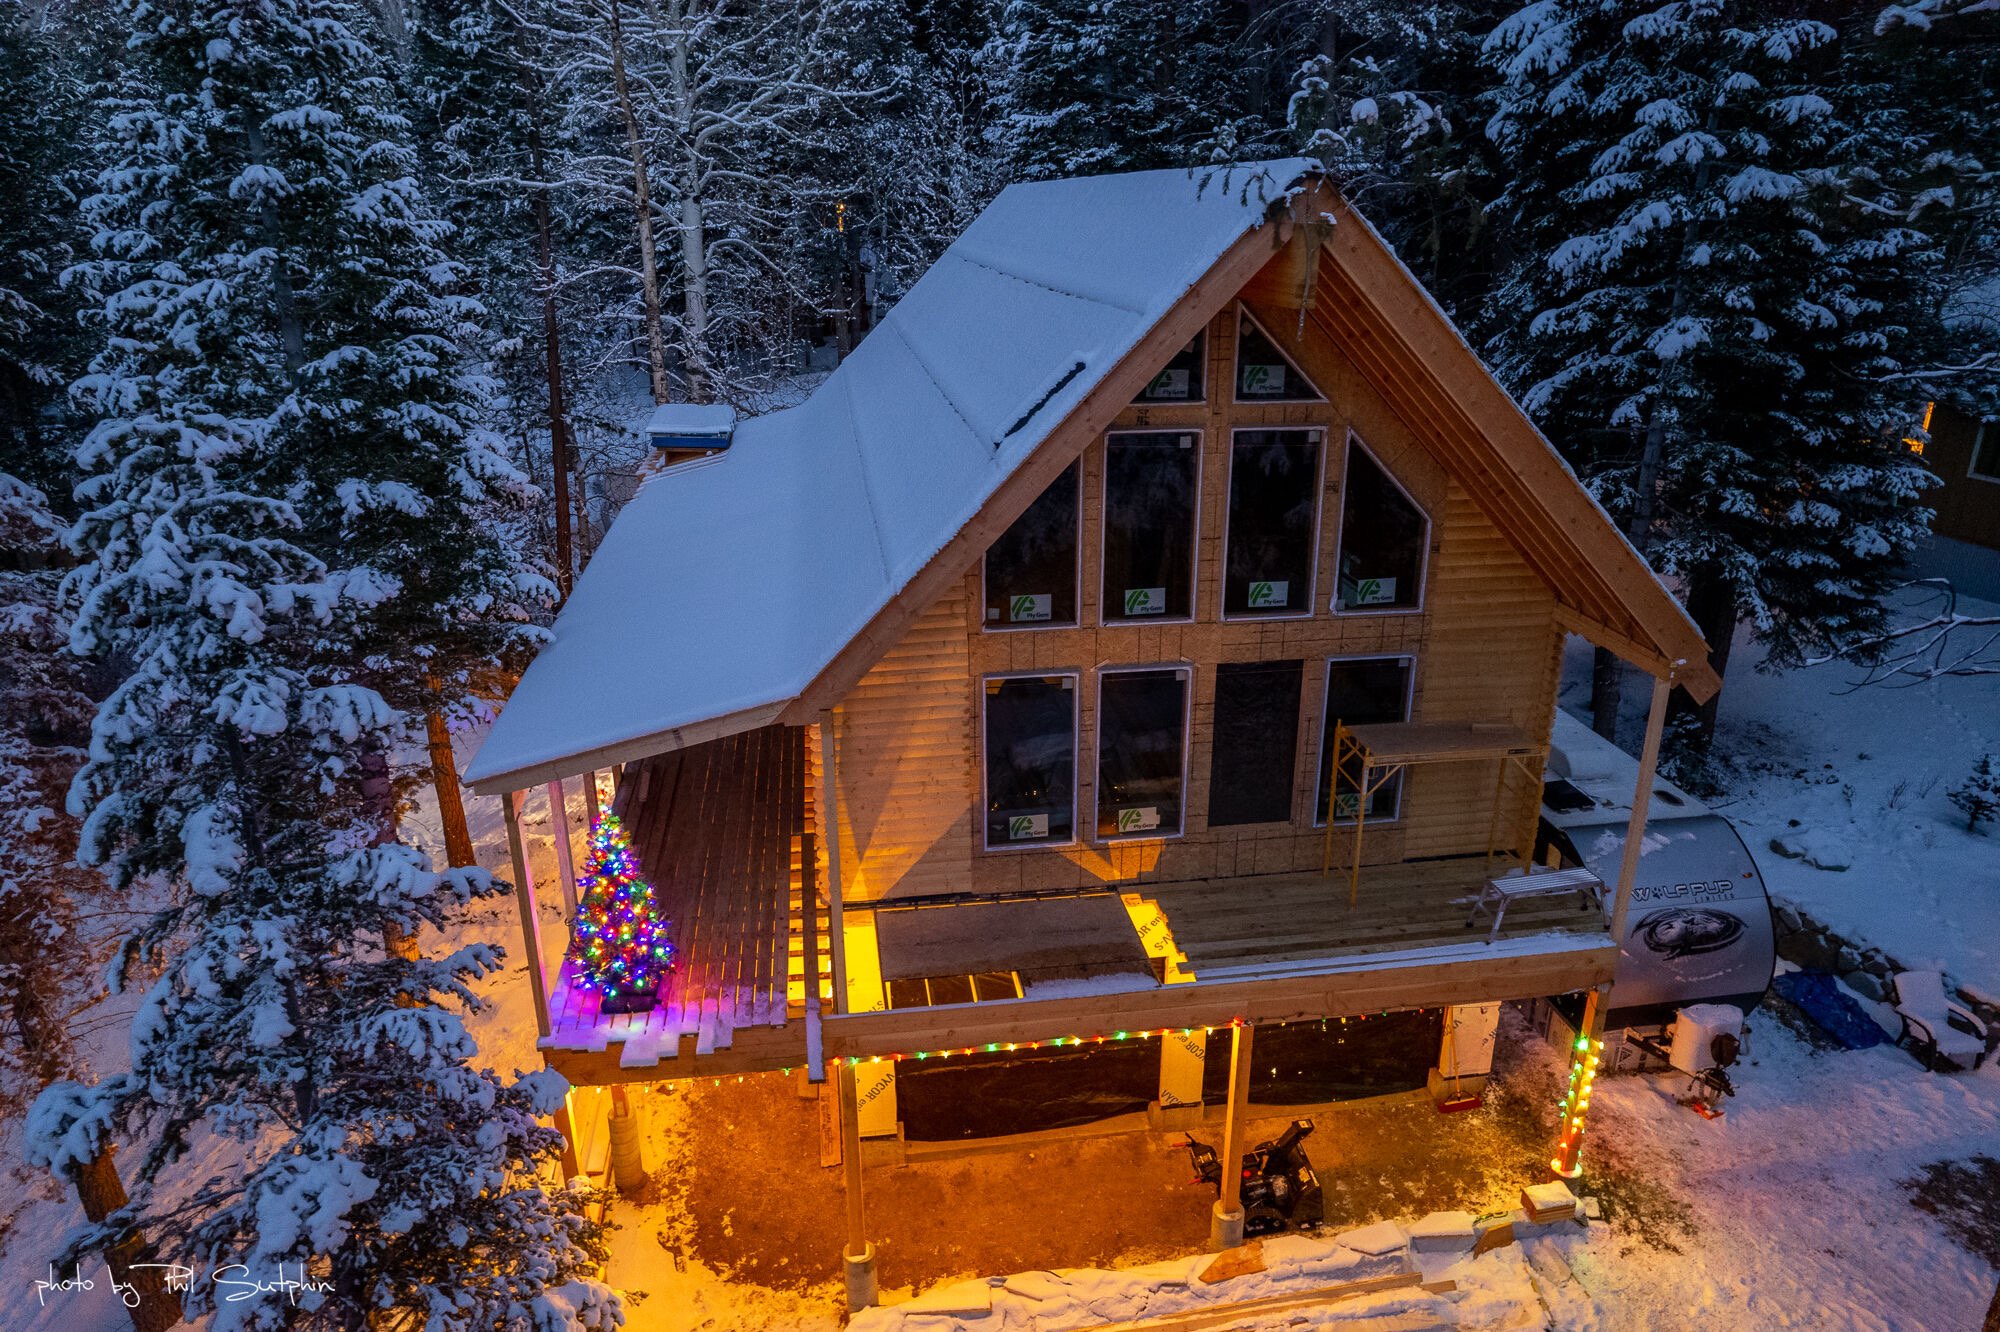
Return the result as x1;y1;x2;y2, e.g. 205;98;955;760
1484;2;1939;747
32;1;616;1326
1948;754;2000;833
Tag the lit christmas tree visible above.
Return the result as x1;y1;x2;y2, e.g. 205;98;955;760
567;814;676;1013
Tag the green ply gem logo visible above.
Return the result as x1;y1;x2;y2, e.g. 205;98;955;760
1009;593;1052;622
1248;579;1288;609
1124;587;1167;616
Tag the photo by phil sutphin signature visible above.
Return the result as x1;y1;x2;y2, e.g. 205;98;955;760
34;1259;335;1310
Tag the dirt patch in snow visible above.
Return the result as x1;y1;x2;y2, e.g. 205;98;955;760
1906;1154;2000;1269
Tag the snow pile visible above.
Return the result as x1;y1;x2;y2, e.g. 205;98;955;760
848;1221;1569;1331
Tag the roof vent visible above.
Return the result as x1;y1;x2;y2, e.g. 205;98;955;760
646;403;737;457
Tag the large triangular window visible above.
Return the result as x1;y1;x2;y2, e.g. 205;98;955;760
1334;436;1428;613
1234;308;1323;403
1134;331;1205;404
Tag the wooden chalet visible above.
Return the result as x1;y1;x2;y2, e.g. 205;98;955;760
462;160;1717;1304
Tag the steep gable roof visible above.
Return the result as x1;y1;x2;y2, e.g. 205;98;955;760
466;164;1714;795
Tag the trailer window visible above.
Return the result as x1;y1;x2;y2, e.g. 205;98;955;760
1102;432;1199;622
983;460;1079;627
1316;657;1413;824
1225;430;1321;617
1208;660;1303;827
983;674;1077;848
1335;442;1427;612
1097;667;1190;839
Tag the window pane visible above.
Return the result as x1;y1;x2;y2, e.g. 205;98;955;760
1208;660;1303;827
926;974;975;1006
1236;317;1319;401
1097;669;1189;839
1336;445;1426;611
1973;422;1999;480
1316;658;1412;823
1226;431;1320;616
1135;332;1204;403
984;676;1076;847
1102;433;1198;621
984;460;1079;626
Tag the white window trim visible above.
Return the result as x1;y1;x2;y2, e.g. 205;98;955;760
1232;304;1326;405
979;669;1081;853
981;458;1085;633
1968;419;2000;484
1132;328;1210;408
1311;653;1418;829
1220;425;1327;623
1093;662;1194;844
1099;428;1203;627
1331;430;1431;617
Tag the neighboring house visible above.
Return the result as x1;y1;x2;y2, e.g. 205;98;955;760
462;161;1717;1300
1916;400;2000;599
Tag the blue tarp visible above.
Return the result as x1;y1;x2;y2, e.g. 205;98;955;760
1772;970;1888;1050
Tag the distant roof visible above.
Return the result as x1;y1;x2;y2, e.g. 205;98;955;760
645;402;737;440
465;161;1313;791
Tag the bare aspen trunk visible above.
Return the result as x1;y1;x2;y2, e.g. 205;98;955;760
665;0;710;403
605;0;671;403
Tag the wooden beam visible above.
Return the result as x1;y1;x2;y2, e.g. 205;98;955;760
781;195;1307;725
1608;674;1673;943
820;941;1614;1061
464;698;788;795
1552;605;1676;681
547;778;578;917
838;1061;867;1259
503;789;553;1040
820;712;850;1015
1218;1023;1254;1218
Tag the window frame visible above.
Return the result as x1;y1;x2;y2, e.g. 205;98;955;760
1310;653;1418;829
1133;329;1208;407
1205;658;1307;830
1331;430;1431;617
978;669;1081;853
1232;305;1326;405
980;458;1085;633
1969;419;2000;484
1093;662;1195;844
1220;426;1326;623
1098;428;1204;627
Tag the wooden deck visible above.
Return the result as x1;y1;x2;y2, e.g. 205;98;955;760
1143;856;1607;981
540;726;825;1083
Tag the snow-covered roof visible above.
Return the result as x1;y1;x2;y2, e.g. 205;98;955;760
466;161;1311;792
645;402;737;441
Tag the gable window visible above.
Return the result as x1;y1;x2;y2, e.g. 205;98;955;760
1335;439;1428;613
983;674;1077;848
1972;420;1999;482
1225;429;1322;617
984;460;1079;627
1135;331;1205;404
1097;667;1190;840
1101;432;1199;622
1235;309;1323;403
1208;660;1303;827
1315;656;1414;825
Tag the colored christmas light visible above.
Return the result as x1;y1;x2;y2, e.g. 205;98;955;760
566;813;676;1013
1550;1033;1603;1178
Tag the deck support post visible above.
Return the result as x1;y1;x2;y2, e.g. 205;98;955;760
1553;670;1671;1178
1209;1021;1255;1249
503;789;553;1040
837;1061;877;1309
582;768;601;826
547;778;578;917
819;711;850;1016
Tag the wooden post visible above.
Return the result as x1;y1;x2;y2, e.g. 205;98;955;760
1348;761;1370;908
74;1145;183;1332
582;769;601;827
1608;673;1674;943
819;712;850;1016
1554;672;1668;1179
552;1090;582;1183
1210;1022;1255;1249
547;778;578;917
504;790;553;1040
1484;754;1507;874
837;1060;877;1309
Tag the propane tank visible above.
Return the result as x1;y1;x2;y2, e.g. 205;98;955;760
1669;1003;1745;1074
